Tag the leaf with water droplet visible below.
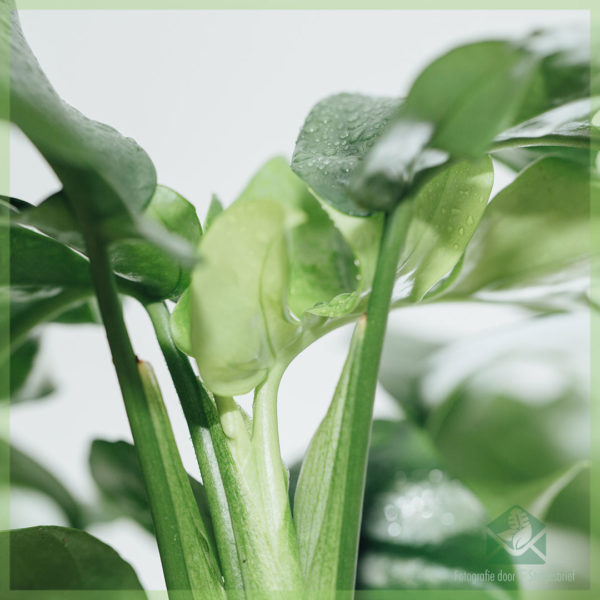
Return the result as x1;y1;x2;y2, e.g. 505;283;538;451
395;157;494;302
440;157;592;309
353;25;592;211
292;93;401;216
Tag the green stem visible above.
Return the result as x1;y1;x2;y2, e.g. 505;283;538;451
335;201;411;590
144;300;244;592
74;213;215;596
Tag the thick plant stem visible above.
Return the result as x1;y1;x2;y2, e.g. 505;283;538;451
250;364;305;591
75;215;218;597
335;201;411;591
145;301;244;592
146;305;304;595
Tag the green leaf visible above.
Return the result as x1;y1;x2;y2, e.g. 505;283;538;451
190;158;358;394
3;440;84;528
2;8;199;271
493;145;592;173
292;93;401;216
15;185;202;300
190;189;296;395
395;158;494;302
134;361;225;597
1;223;93;358
8;224;91;289
2;8;155;222
352;26;591;211
89;440;155;533
358;420;517;594
441;157;591;307
492;97;600;150
4;335;55;403
170;288;193;356
89;438;217;557
109;185;202;299
424;312;588;495
294;317;367;591
3;525;144;592
204;194;224;231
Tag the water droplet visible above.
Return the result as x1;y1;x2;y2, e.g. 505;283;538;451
429;469;444;484
458;227;465;236
387;522;402;538
466;215;474;225
384;504;399;521
452;243;459;250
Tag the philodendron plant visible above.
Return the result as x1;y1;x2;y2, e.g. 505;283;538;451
1;2;597;598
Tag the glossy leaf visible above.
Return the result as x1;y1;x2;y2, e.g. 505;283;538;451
353;26;591;211
493;97;600;149
441;157;591;307
4;440;84;528
15;185;202;300
2;7;154;221
395;158;494;302
493;145;592;173
1;7;201;276
292;93;401;216
4;525;144;591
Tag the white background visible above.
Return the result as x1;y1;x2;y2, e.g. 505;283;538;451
9;9;587;589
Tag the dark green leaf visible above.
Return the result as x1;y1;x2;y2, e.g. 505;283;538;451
3;440;84;528
292;93;401;216
15;185;202;300
8;224;90;289
353;26;591;211
89;440;154;533
2;8;155;222
5;335;54;403
2;8;200;273
1;223;93;358
4;526;144;591
109;185;202;299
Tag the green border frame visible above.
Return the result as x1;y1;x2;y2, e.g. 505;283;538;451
1;2;598;599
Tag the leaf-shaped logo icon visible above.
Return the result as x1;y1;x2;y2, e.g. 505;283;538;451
507;507;533;550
